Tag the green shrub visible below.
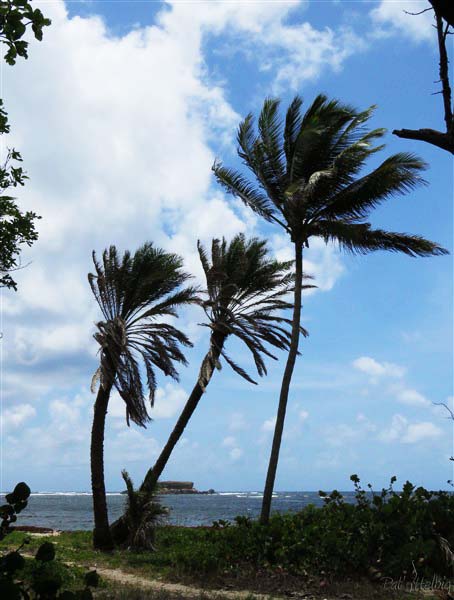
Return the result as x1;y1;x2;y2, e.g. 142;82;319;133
158;476;454;580
0;482;101;599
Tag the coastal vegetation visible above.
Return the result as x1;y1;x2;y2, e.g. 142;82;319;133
2;476;453;599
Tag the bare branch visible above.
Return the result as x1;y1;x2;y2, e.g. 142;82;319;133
393;4;454;153
434;401;454;420
392;127;454;153
404;8;433;16
435;13;453;132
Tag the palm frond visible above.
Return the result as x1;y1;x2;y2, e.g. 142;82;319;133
320;153;428;221
89;243;196;427
197;234;306;383
315;220;448;257
212;162;277;223
215;93;444;259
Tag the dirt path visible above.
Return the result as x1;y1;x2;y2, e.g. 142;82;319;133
93;565;279;599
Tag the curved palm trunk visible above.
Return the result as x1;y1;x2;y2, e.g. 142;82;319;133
111;331;226;545
260;241;303;525
91;382;114;551
142;331;226;493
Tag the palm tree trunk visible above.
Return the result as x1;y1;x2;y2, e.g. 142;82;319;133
91;381;114;551
260;240;303;525
110;331;226;545
141;331;226;493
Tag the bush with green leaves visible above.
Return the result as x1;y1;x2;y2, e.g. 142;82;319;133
0;100;40;290
0;0;51;65
0;482;100;599
157;476;454;580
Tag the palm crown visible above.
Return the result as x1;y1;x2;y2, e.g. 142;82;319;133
213;94;447;256
197;233;311;384
89;243;198;426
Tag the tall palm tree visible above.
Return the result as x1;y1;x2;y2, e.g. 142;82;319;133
213;94;448;524
88;243;197;550
137;234;312;501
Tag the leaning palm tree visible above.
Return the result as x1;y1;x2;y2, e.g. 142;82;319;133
112;234;313;547
140;233;312;493
88;243;197;550
213;94;448;524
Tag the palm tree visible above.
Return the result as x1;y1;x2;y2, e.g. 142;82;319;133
137;234;312;501
213;94;448;524
88;243;197;550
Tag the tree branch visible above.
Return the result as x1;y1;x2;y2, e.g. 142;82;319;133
393;5;454;154
434;401;454;420
392;127;454;153
435;13;453;132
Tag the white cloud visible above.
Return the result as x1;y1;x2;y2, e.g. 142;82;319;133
222;435;242;461
3;404;36;429
353;356;406;379
325;423;359;447
271;234;345;294
150;383;187;419
162;0;364;92
262;416;277;432
378;414;408;442
402;422;443;444
1;0;369;414
222;436;236;448
229;447;243;461
395;387;430;407
99;382;187;421
379;414;443;444
228;412;247;431
356;413;377;432
299;410;309;422
370;1;434;42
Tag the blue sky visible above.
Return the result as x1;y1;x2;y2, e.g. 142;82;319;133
1;0;452;493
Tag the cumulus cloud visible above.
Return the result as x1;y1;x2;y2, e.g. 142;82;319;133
370;0;435;42
299;410;309;422
150;383;187;419
222;436;236;448
394;387;430;407
162;0;364;92
379;414;442;444
228;412;247;432
229;447;243;461
3;403;36;429
353;356;406;380
262;416;277;432
2;0;365;413
356;413;377;432
324;423;359;447
271;234;345;294
221;435;242;461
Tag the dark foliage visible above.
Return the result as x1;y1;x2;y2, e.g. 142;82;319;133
214;95;447;255
89;243;197;426
0;482;100;599
157;476;454;581
0;0;51;65
119;470;167;551
0;101;39;290
196;233;311;384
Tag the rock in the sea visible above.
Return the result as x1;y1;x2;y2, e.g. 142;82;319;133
157;481;215;494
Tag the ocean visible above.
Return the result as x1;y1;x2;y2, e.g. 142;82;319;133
3;491;359;531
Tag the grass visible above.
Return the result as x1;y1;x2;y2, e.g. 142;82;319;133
1;530;449;600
